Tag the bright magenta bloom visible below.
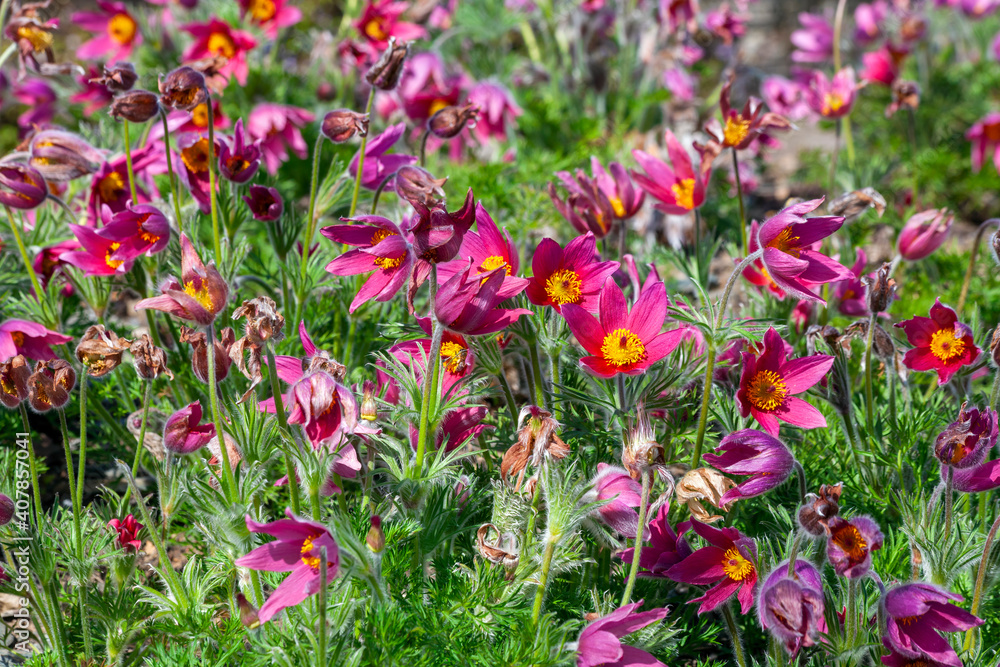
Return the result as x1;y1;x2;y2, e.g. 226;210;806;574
882;583;982;667
96;202;171;257
238;0;302;39
71;0;142;62
287;371;359;446
244;185;283;221
790;12;833;63
935;403;998;470
247;104;314;175
666;521;758;614
631;130;708;216
619;503;692;577
235;509;339;624
218;118;261;184
181;17;257;86
322;216;413;313
590;157;644;219
405;189;476;268
563;279;683;378
896;299;979;386
466;81;522;142
349;122;417;190
355;0;427;48
438;203;528;300
434;265;532;336
805;67;857;118
576;600;668;667
135;234;229;325
0;163;47;210
897;208;952;261
826;515;883;578
586;464;643;538
707;77;790;150
0;319;71;362
834;248;869;317
163;401;216;455
966;112;1000;173
704;429;795;507
526;233;619;314
62;218;138;277
88;144;158;220
736;327;833;436
108;514;143;553
757;560;827;657
549;169;617;239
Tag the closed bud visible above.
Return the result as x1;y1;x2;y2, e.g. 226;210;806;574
29;129;105;182
100;62;138;91
428;103;479;139
321;109;369;143
111;90;162;123
130;334;173;380
992;325;1000;368
862;263;895;314
395;165;447;209
243;185;283;222
180;325;234;384
27;359;76;412
360;379;378;422
0;355;31;409
366;515;385;553
0;162;47;210
797;482;842;535
0;494;14;526
365;37;409;91
158;66;209;111
76;325;131;378
235;593;260;629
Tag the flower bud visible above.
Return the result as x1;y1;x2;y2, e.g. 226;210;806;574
0;163;47;210
428;103;479;139
93;62;138;92
898;208;952;261
366;515;385;553
130;334;173;380
243;185;283;222
158;66;209;111
934;403;998;469
0;355;31;409
235;593;260;629
29;129;105;182
991;325;1000;368
110;90;161;123
395;165;447;209
27;359;76;412
163;401;216;455
365;37;409;91
321;109;369;143
0;494;14;526
75;325;131;378
180;326;234;384
360;379;378;422
796;482;841;535
862;263;895;314
108;514;143;553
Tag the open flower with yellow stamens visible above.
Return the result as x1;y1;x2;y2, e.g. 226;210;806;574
354;0;427;50
805;67;858;119
61;214;138;277
438;203;528;300
181;17;257;87
706;76;790;151
736;327;833;436
825;515;883;578
96;201;170;258
234;509;340;624
631;129;709;216
238;0;302;40
321;215;413;314
665;521;758;614
135;233;229;325
527;233;619;315
895;299;980;386
562;278;685;378
881;583;982;667
70;0;141;63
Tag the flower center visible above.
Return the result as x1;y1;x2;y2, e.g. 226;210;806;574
608;196;626;218
428;99;450;117
823;92;845;115
364;18;388;41
746;369;788;411
248;0;277;21
11;332;25;347
183;280;214;311
17;26;53;51
108;13;137;45
136;213;159;245
544;269;583;305
369;228;403;270
930;328;966;362
480;255;512;276
767;226;801;256
300;535;321;570
600;328;647;368
207;31;236;58
723;115;752;147
98;172;126;204
898;616;920;627
831;523;868;562
721;547;754;581
181;138;212;174
671;178;696;210
191;103;210;128
105;242;124;269
984;121;1000;143
225;155;251;174
440;340;469;375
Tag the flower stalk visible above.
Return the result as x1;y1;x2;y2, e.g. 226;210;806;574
299;132;325;284
206;98;222;265
863;312;877;439
963;512;1000;652
721;603;747;667
4;205;45;301
731;148;747;257
122;119;139;205
620;469;651;606
414;267;442;475
160;110;185;235
265;344;300;514
205;323;235;499
348;87;377;218
531;539;556;625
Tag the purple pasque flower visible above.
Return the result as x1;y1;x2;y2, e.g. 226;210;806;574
855;1;889;44
434;263;532;336
762;75;814;122
349;122;418;190
465;81;522;142
897;208;953;261
896;299;979;386
181;18;257;88
96;201;171;257
247;104;314;175
243;185;284;221
757;559;827;657
754;198;853;302
950;456;1000;493
61;217;138;277
321;215;413;313
619;502;692;577
134;233;229;325
934;403;998;469
175;133;215;214
882;583;982;667
437;203;528;300
548;168;617;239
29;129;106;182
834;248;868;317
704;429;795;507
218;118;261;184
0;319;72;362
286;371;359;447
666;520;758;614
586;463;643;538
826;515;883;578
406;189;477;270
0;163;47;210
575;600;669;667
631;129;709;216
71;0;142;62
108;514;143;553
13;78;56;133
966;112;1000;174
163;401;216;455
234;509;339;624
591;156;644;220
791;12;834;63
88;143;159;220
805;67;858;118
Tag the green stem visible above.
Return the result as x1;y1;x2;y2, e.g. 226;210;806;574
123;382;152;506
414;268;441;475
160;110;185;235
497;368;518;425
691;341;716;469
786;530;804;577
206;99;222;265
721;603;747;667
956;219;1000;316
122;119;139;205
963;512;1000;653
18;404;43;529
846;578;858;642
370;171;396;214
863;312;877;441
348;88;377;218
620;469;651;605
310;484;321;522
528;343;546;408
550;346;562;421
523;479;543;552
77;376;88;519
731;148;747;257
990;367;1000;412
318;547;328;666
944;467;953;541
206;323;235;500
300;132;326;284
4;205;45;300
531;540;556;625
57;409;80;555
266;344;300;514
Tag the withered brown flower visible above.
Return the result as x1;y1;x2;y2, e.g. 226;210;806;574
75;325;131;378
129;334;173;380
675;467;736;523
622;406;665;481
91;62;138;92
395;165;447;209
428;103;479;139
180;325;235;384
232;297;285;347
827;187;886;221
476;523;519;577
0;355;31;408
27;359;76;412
797;482;842;535
158;66;208;111
110;90;161;123
861;263;895;314
500;406;569;491
321;109;369;143
365;37;409;91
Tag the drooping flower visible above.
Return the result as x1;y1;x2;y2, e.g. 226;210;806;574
548;169;617;239
934;403;998;470
354;0;427;49
631;130;709;216
234;509;340;624
180;326;235;384
71;1;142;62
0;320;72;362
13;78;55;133
181;17;257;86
465;81;522;143
757;560;827;657
130;334;173;380
110;89;162;123
966;112;1000;174
790;12;834;63
590;157;644;220
26;359;76;412
29;129;106;182
666;520;758;614
619;503;692;577
158;66;209;112
218;118;261;183
321;216;413;313
4;3;59;79
861;45;901;86
163;402;216;455
897;208;953;261
348;122;417;190
286;371;359;446
704;429;795;507
805;67;858;118
244;185;283;221
826;515;883;578
881;583;982;667
438;203;528;299
526;233;620;314
135;233;229;325
798;482;842;535
434;264;532;336
246;104;314;175
736;327;833;436
238;0;302;39
322;109;369;143
0;163;47;210
108;514;144;553
75;325;131;378
586;463;643;538
96;201;171;258
387;51;466;122
896;299;979;386
563;279;684;378
575;601;669;667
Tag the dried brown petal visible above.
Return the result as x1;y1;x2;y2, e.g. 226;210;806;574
129;334;173;380
0;355;31;408
75;325;131;378
232;297;284;346
476;523;519;576
797;482;842;535
180;325;234;384
675;467;736;523
828;187;886;221
365;37;409;91
27;359;76;412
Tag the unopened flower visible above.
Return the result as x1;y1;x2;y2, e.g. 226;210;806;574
322;216;413;313
967;112;1000;174
0;355;31;408
235;593;260;629
622;406;664;480
704;429;795;507
797;482;842;535
828;187;887;221
179;325;235;384
75;325;131;378
758;560;827;657
29;129;105;182
429;103;479;139
0;494;14;526
0;319;72;362
159;66;208;111
110;90;160;123
897;208;953;261
243;185;283;221
0;163;47;210
667;521;758;614
575;601;669;667
108;514;143;553
321;109;369;143
586;463;643;538
882;583;982;667
27;359;76;412
675;467;737;523
136;234;229;325
234;509;340;624
365;37;410;90
129;334;172;380
163;401;215;455
395;165;447;209
934;403;998;469
91;62;137;92
632;130;709;216
619;503;692;577
287;371;359;446
826;515;883;578
896;299;979;386
217;119;261;184
360;380;378;421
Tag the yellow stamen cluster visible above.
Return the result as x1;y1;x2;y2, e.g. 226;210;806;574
98;172;126;204
609;196;626;218
440;341;468;375
183;280;214;311
364;19;388;41
108;13;137;45
823;93;845;115
544;269;583;305
300;536;320;569
831;523;868;562
721;547;754;581
930;328;966;362
207;31;236;58
671;178;696;210
723;115;752;147
746;370;788;411
105;242;124;269
767;226;801;256
191;103;210;128
16;26;53;51
480;255;512;276
181;138;211;174
10;332;25;347
370;229;403;270
248;0;277;22
601;328;647;368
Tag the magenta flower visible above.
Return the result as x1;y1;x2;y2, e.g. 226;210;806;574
405;189;477;270
466;81;522;142
882;583;982;667
71;1;142;62
592;157;644;220
380;325;475;403
666;521;758;614
175;134;215;214
619;503;692;577
234;509;339;624
549;169;617;239
218;118;261;184
805;67;858;118
13;79;55;133
72;66;113;116
181;17;257;86
757;560;827;657
438;203;528;300
0;320;71;362
526;233;619;314
287;371;359;446
631;130;708;216
575;601;668;667
960;0;1000;17
247;104;314;175
762;76;813;122
897;208;953;261
967;112;1000;173
355;0;427;48
108;514;144;553
34;240;79;296
834;248;869;317
753;198;852;302
0;163;47;210
29;129;106;183
163;401;216;455
896;299;979;386
704;429;795;507
349;122;418;190
61;218;138;277
826;515;883;578
88;144;159;219
391;52;467;122
854;1;888;44
238;0;302;39
96;201;171;257
950;456;1000;493
660;0;698;32
861;46;900;86
791;12;834;63
244;185;284;221
736;327;833;436
322;216;413;313
586;463;643;538
135;233;229;325
563;279;684;378
434;264;531;336
934;403;998;470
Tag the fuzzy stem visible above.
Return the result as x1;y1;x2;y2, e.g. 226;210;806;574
529;343;547;408
122;119;139;205
18;403;43;529
370;171;396;214
57;409;80;554
206;99;222;266
786;530;805;577
122;382;152;506
348;88;377;218
963;512;1000;653
77;376;88;514
833;0;847;71
419;129;430;167
793;461;807;504
310;484;321;522
721;603;747;667
524;479;543;551
990;368;1000;412
265;344;300;513
690;340;716;469
944;467;954;541
846;577;858;642
300;132;326;283
496;367;518;425
160;110;185;235
731;148;748;257
863;312;877;440
620;469;651;606
550;346;562;421
206;323;235;500
4;205;45;300
414;268;442;475
531;539;556;625
318;546;328;666
956;219;1000;316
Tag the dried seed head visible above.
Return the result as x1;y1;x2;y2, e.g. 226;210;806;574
232;297;285;346
827;187;886;221
862;263;895;314
365;37;409;91
0;355;31;409
476;523;519;577
797;482;842;535
158;66;208;111
27;359;76;412
428;103;479;139
110;90;161;123
180;325;234;384
676;467;736;523
622;405;665;480
129;334;173;380
75;325;131;378
321;109;369;143
93;62;138;92
889;79;920;116
501;406;568;490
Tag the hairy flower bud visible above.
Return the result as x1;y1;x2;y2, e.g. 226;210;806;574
0;163;47;210
0;355;31;409
27;359;76;412
862;263;895;314
366;515;385;553
243;185;283;222
622;405;665;480
93;62;138;92
29;129;105;182
158;66;209;111
0;494;14;526
365;37;409;91
934;403;998;469
395;165;447;209
797;482;842;535
130;334;173;380
235;593;260;629
76;325;131;378
428;103;479;139
321;109;369;143
110;90;161;123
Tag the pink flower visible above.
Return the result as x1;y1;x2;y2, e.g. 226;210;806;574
959;0;1000;18
135;233;229;325
438;203;528;300
389;52;467;122
434;263;532;336
0;320;71;362
244;185;283;221
88;144;160;220
805;67;858;118
590;157;645;220
663;67;695;102
704;429;796;506
736;327;833;436
587;463;643;538
966;112;1000;174
632;130;709;216
234;509;339;624
238;0;302;39
72;65;114;116
247;104;314;175
854;1;888;44
526;233;620;314
576;601;668;667
882;583;982;667
619;503;692;577
563;279;684;378
286;371;359;446
355;0;427;49
666;521;758;614
61;214;139;277
660;0;699;32
321;216;413;313
861;46;900;86
96;202;171;258
826;515;883;578
108;514;144;553
349;122;417;190
705;4;746;45
218;118;261;183
181;17;257;86
466;81;522;142
791;12;834;63
897;208;953;260
761;75;813;122
834;248;869;316
13;79;55;133
71;1;142;62
163;402;216;455
896;299;980;386
758;560;827;657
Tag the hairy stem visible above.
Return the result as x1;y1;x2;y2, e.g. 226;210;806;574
206;323;236;500
731;148;747;257
348;88;377;218
944;466;954;541
160;110;185;235
318;547;328;666
123;382;152;506
721;603;747;667
620;469;651;606
122;119;139;205
206;99;222;265
414;267;441;475
265;344;300;513
863;312;877;441
529;343;547;408
531;540;556;625
300;132;326;284
4;205;45;301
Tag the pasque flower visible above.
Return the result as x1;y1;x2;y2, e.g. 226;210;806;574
61;218;138;277
75;325;131;378
135;234;229;325
244;185;283;221
0;320;71;362
180;326;235;384
704;429;795;507
96;201;171;258
548;169;617;239
631;130;709;216
0;355;31;408
575;601;669;667
563;279;685;378
218;118;261;184
586;463;643;538
238;0;302;39
882;583;982;667
349;122;417;190
0;163;47;210
897;208;952;261
826;515;883;578
434;264;532;336
896;299;979;386
181;17;257;87
438;203;528;299
619;503;692;577
736;327;833;436
234;509;340;624
88;143;158;219
707;77;790;150
666;520;758;614
110;90;161;123
163;402;216;455
805;67;858;118
757;560;827;657
526;233;619;314
29;129;106;182
247;104;314;175
934;403;998;469
159;66;209;112
466;81;522;142
108;514;143;553
355;0;427;48
590;157;644;220
287;371;359;446
5;4;59;78
71;0;142;62
790;12;834;63
322;215;413;313
967;112;1000;173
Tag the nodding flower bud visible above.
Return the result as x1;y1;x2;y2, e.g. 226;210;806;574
28;129;105;182
991;325;1000;368
796;482;842;535
0;355;31;409
110;90;161;123
163;401;215;455
365;37;409;91
93;62;138;92
0;163;47;210
76;325;131;378
934;403;998;469
27;359;76;412
180;325;235;384
235;593;260;629
243;185;283;222
158;66;209;111
428;103;479;139
366;515;385;554
862;262;895;314
321;109;369;143
360;379;378;422
0;494;13;526
395;165;447;209
130;334;173;380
